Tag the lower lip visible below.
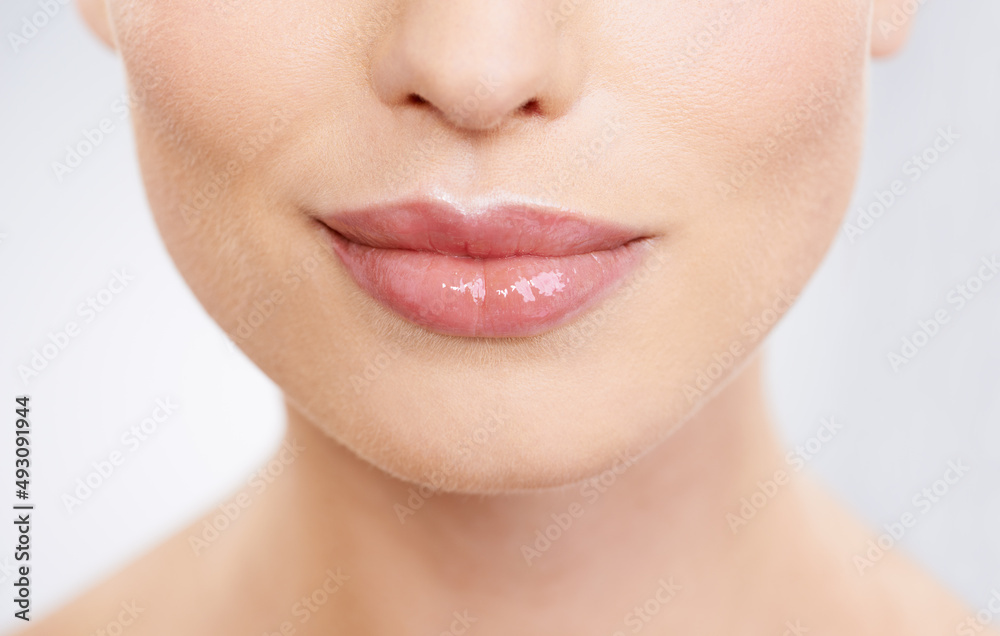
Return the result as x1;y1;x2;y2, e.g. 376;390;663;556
322;228;655;338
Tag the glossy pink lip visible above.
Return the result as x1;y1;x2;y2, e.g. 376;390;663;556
315;199;655;338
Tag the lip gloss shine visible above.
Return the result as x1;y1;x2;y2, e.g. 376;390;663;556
316;199;656;338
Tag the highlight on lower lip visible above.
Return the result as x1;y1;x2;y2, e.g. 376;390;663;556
322;227;654;338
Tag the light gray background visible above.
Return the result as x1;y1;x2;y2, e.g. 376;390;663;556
1;0;998;631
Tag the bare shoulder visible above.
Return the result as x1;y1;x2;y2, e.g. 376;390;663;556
14;515;243;636
799;473;1000;636
872;549;1000;636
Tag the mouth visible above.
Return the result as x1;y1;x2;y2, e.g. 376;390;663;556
314;197;657;338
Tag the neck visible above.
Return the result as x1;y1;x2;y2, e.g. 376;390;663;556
236;356;887;634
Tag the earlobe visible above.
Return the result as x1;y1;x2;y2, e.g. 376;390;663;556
870;0;918;58
76;0;116;50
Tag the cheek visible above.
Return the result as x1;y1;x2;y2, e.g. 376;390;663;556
112;1;348;147
598;0;871;408
109;0;377;233
707;1;870;291
706;1;871;210
612;0;870;198
108;0;356;328
634;0;868;259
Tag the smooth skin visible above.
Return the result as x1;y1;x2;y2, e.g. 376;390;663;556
26;1;995;634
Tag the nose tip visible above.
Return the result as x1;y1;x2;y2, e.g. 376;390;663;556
371;2;579;131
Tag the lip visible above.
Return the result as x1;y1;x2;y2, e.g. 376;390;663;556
315;198;656;338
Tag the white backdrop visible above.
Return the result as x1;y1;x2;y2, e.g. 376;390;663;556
1;0;998;631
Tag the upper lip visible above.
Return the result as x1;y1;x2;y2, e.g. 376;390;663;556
315;197;649;258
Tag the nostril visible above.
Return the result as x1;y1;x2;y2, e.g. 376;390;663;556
519;99;542;116
402;93;543;128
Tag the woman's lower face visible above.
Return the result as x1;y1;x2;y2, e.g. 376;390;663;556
108;0;871;492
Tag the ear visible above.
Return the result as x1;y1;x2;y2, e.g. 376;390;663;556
870;0;916;58
76;0;116;50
